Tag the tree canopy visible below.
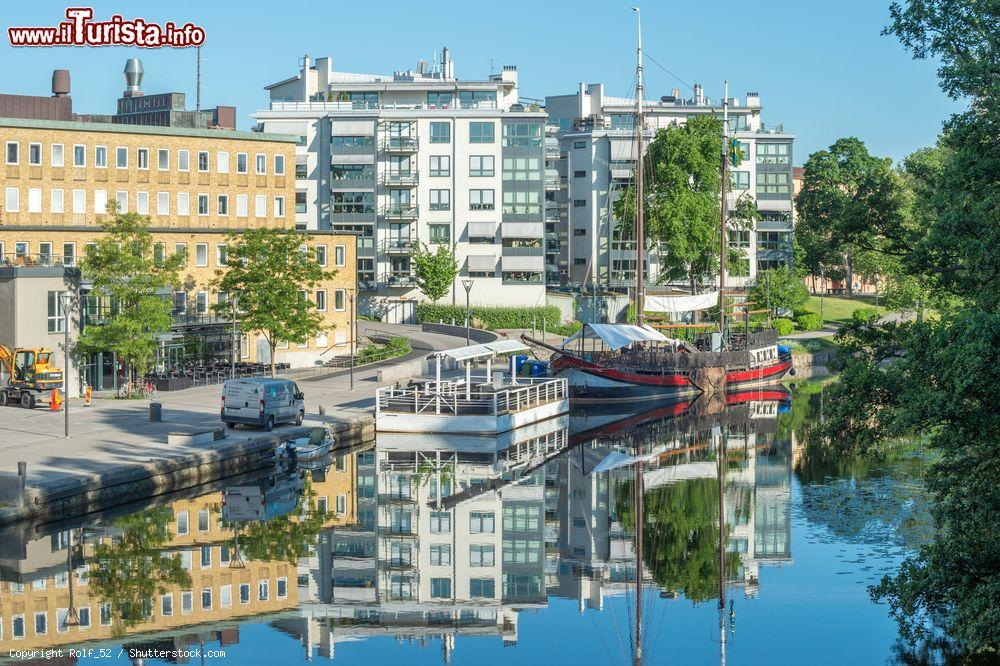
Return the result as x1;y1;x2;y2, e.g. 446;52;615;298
410;242;459;303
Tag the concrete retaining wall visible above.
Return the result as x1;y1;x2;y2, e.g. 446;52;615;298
419;323;499;344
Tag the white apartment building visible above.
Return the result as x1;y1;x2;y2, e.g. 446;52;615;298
544;83;795;291
254;51;548;321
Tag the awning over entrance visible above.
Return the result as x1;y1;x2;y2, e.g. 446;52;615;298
560;323;667;352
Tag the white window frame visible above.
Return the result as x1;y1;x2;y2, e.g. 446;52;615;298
94;145;107;169
177;149;190;172
72;189;85;214
197;193;209;216
255;153;267;175
236;194;248;217
50;188;64;213
51;143;64;168
218;194;229;216
195;243;209;267
236;152;248;174
28;142;42;166
93;190;108;215
115;146;128;169
274;195;285;218
5;141;18;165
116;190;128;214
177;192;190;216
334;289;346;312
315;289;327;312
315;244;327;266
217;151;229;174
274;154;285;175
161;593;174;617
157;148;169;171
5;187;19;212
27;188;42;213
137;148;149;170
73;144;86;167
136;191;149;215
197;150;209;173
255;194;266;218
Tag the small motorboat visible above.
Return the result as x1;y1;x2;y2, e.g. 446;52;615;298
276;427;334;462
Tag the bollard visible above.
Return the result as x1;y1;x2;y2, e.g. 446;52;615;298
18;461;27;478
85;385;92;406
149;401;163;422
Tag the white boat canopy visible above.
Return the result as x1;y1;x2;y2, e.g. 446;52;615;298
436;339;529;362
560;323;668;352
645;291;720;315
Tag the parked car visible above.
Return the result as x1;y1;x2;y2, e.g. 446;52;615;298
222;378;304;431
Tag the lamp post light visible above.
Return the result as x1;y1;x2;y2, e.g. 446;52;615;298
60;292;71;438
230;293;240;380
461;279;474;346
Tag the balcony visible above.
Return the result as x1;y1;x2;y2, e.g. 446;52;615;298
381;205;419;221
330;141;377;156
545;168;560;191
377;492;417;505
502;222;544;239
381;239;414;254
330;211;377;224
380;137;419;153
379;272;418;288
381;170;419;187
501;248;545;272
377;525;419;538
331;176;376;191
378;558;417;571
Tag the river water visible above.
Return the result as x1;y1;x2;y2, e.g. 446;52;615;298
0;381;932;665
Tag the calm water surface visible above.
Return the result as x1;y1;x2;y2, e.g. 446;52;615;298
0;381;931;665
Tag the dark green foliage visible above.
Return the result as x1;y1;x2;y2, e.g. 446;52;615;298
851;307;879;325
357;335;410;364
773;318;795;336
415;303;561;330
410;242;459;302
749;266;809;317
795;313;823;331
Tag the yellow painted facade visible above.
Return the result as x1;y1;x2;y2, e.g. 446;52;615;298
0;118;357;367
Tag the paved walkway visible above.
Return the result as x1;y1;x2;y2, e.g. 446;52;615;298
0;323;470;486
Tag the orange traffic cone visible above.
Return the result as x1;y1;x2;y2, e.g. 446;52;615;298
50;388;62;411
85;385;92;406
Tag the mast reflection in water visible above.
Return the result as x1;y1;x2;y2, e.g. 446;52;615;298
0;382;927;664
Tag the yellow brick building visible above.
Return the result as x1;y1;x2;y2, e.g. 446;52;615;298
0;117;357;388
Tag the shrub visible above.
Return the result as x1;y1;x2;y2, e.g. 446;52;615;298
792;308;816;318
851;307;879;325
415;303;562;330
549;321;583;337
773;318;795;336
795;312;824;331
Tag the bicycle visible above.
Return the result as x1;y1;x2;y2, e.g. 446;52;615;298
116;380;157;400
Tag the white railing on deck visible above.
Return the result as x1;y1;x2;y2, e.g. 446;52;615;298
376;378;567;417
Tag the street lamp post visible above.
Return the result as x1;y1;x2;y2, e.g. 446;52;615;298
461;279;474;346
60;292;71;438
348;290;356;391
230;294;240;380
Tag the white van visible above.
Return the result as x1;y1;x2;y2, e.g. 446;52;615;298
221;378;305;431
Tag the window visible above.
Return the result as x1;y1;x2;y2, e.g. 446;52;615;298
115;146;127;169
429;155;450;177
460;90;496;108
430;544;451;566
172;292;187;316
315;289;327;311
56;608;70;632
469;189;495;210
51;189;64;213
47;291;66;333
28;142;41;165
78;607;91;627
331;135;375;147
574;170;586;178
277;577;288;599
137;148;148;169
274;154;285;175
181;591;193;614
573;140;586;149
314;245;327;266
5;141;18;165
334;244;346;266
63;243;75;266
730;171;750;190
5;187;19;212
254;194;266;217
236;194;248;217
470;511;495;533
236;153;248;173
200;545;211;567
157;148;169;170
174;243;188;264
177;192;190;216
332;191;373;213
217;151;229;173
502;122;542;147
217;194;229;216
217;584;231;609
574;199;586;207
335;494;346;515
153;243;165;265
610;113;637;130
198;193;209;215
502;156;542;181
296;190;307;213
216;244;228;266
430;122;451;143
574;228;586;236
195;243;208;267
429;224;450;244
574;258;586;265
176;510;189;534
431;578;452;598
35;612;47;635
93;189;108;214
74;144;86;167
470;545;495;567
51;143;64;167
469;121;495;143
274;196;285;217
12;614;25;638
177;150;190;172
756;142;790;165
258;579;269;601
430;511;451;534
427;91;453;107
757;171;790;195
137;191;149;215
156;191;168;216
255;153;266;174
236;583;249;605
469;155;494;177
334;289;346;311
116;190;128;213
197;509;210;531
196;150;209;172
201;588;212;610
429;189;451;211
28;188;41;213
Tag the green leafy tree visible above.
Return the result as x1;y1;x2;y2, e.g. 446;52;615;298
78;207;184;388
214;228;336;376
614;115;756;294
795;138;907;295
88;507;191;637
410;242;459;302
749;266;809;318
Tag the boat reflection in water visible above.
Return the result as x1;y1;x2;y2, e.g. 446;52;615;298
0;387;793;663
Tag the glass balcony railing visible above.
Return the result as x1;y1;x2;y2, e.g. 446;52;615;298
381;170;419;186
381;205;419;220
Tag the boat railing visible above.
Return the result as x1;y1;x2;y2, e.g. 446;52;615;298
376;377;568;417
580;349;754;371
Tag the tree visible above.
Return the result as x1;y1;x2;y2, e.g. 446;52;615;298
78;207;184;390
795;138;907;295
214;228;336;377
748;266;808;318
614;114;756;294
410;242;459;302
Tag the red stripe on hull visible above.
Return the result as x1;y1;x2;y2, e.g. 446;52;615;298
552;355;793;389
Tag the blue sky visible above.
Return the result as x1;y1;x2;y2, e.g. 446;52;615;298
1;0;962;164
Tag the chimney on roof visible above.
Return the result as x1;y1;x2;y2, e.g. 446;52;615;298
694;83;704;105
51;69;70;97
442;46;454;80
123;58;144;98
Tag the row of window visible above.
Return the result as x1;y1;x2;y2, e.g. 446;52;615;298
333;121;543;148
171;287;348;316
0;578;286;638
4;140;285;175
2;187;286;218
388;575;496;600
727;170;792;193
331;189;544;214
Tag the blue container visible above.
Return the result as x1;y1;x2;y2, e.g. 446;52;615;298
514;354;530;373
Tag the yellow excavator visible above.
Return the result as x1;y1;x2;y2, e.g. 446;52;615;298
0;345;64;408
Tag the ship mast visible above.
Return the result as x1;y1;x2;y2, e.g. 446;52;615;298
718;81;729;342
633;7;645;326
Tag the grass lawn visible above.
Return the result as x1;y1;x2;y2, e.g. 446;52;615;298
805;294;882;325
